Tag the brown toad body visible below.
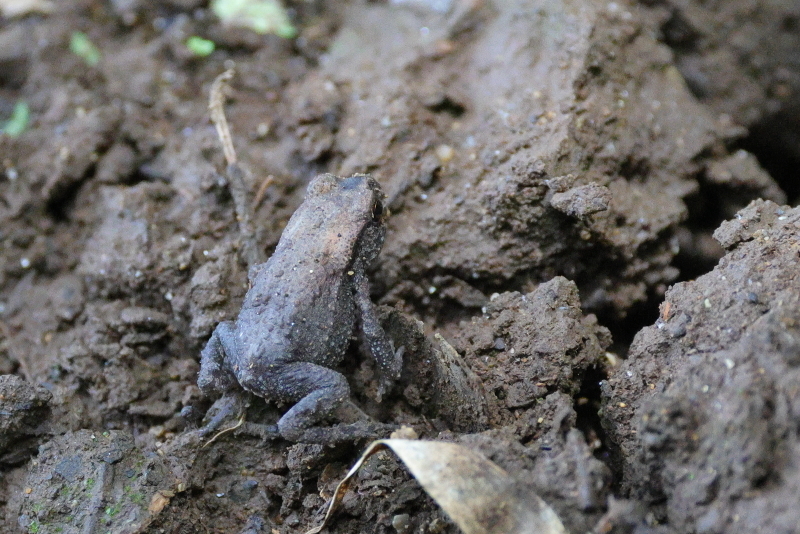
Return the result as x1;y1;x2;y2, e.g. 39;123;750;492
197;173;402;440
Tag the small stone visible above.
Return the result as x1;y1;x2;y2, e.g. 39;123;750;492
550;183;612;218
435;144;454;164
392;513;411;533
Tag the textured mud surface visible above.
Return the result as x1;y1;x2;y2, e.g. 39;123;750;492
640;0;800;199
603;200;800;533
0;0;798;533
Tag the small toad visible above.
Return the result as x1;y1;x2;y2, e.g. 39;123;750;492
197;173;403;441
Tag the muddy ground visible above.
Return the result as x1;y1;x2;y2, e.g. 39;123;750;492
0;0;799;533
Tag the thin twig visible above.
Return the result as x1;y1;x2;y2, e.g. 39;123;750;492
253;174;275;209
209;69;237;166
207;68;266;266
202;414;245;448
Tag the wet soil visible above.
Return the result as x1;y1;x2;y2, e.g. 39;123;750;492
0;1;798;533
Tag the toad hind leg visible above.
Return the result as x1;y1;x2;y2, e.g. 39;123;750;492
259;362;350;441
198;320;240;395
197;321;245;435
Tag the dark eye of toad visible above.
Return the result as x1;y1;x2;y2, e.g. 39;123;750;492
372;200;384;220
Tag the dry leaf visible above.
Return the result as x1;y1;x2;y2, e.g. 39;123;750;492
306;439;568;534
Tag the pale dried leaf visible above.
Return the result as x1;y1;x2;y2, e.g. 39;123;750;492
306;439;569;534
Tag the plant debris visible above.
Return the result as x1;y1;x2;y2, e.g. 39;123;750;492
307;438;568;534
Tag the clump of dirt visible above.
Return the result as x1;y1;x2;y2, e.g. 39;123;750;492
0;375;50;465
602;200;800;533
450;277;611;431
0;0;797;533
640;0;800;200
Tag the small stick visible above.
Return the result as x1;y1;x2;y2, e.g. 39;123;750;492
208;69;265;266
209;69;237;166
252;174;275;209
202;414;245;448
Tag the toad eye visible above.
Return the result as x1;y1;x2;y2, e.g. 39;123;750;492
372;200;384;221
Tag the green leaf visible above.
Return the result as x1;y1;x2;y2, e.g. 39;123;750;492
186;36;216;56
70;31;101;66
2;100;30;137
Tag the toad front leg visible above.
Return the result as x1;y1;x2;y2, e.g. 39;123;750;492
353;271;403;401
